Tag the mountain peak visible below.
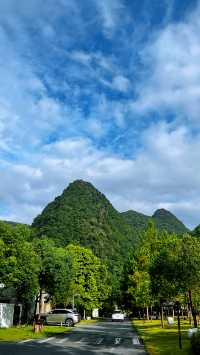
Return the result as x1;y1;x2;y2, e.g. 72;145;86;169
152;208;189;234
65;179;103;195
68;179;92;187
152;208;174;217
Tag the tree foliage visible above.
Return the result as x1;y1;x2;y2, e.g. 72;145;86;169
66;244;111;310
0;222;39;301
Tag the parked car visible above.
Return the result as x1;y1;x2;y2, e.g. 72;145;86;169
41;308;81;327
111;310;125;322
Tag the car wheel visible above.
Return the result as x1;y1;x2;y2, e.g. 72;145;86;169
65;318;74;327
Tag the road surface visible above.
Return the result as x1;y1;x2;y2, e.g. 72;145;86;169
0;320;146;355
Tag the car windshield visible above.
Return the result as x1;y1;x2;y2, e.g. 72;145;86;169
113;310;122;314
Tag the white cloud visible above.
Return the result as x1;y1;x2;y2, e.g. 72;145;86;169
68;49;130;93
112;75;130;92
70;51;92;66
131;4;200;123
95;0;125;37
1;122;200;229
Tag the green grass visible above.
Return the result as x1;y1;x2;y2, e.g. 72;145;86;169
0;319;97;342
133;319;193;355
0;325;71;342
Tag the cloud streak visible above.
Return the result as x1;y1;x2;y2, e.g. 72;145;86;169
131;4;200;123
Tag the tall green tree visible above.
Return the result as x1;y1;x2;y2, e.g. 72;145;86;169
150;234;200;327
0;229;39;302
66;244;111;311
33;238;72;311
126;222;177;317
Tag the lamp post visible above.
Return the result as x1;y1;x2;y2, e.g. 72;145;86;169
175;301;182;350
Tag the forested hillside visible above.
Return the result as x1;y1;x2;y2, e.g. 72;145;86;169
121;210;149;231
32;180;137;256
152;208;189;234
121;208;189;235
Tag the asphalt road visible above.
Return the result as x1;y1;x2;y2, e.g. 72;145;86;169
0;320;146;355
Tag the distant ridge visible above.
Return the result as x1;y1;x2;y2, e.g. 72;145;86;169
1;220;28;227
121;208;189;235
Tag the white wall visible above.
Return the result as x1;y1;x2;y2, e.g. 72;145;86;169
0;303;14;328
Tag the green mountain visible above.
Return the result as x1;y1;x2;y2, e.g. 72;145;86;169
152;208;189;234
191;224;200;238
33;181;188;257
121;208;189;235
121;210;149;231
32;180;136;262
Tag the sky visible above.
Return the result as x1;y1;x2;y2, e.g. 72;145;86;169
1;0;200;229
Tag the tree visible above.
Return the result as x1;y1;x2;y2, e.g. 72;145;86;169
66;244;111;312
150;234;200;327
126;222;177;319
33;238;72;313
0;236;39;303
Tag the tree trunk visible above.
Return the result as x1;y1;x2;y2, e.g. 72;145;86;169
34;294;39;320
187;306;192;325
172;307;175;319
38;288;43;319
18;304;22;325
150;306;153;321
188;289;197;328
83;309;86;320
160;305;164;328
146;306;149;320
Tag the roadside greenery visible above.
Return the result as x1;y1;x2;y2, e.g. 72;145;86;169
0;320;97;342
126;222;200;327
0;221;111;319
133;319;191;355
0;325;71;342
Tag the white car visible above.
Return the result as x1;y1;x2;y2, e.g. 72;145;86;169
112;310;125;322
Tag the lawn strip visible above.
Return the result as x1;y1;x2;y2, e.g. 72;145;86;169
0;325;71;342
0;318;98;342
133;319;191;355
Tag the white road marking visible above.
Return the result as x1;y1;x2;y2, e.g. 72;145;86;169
114;337;121;345
77;337;86;343
96;337;104;344
55;337;69;344
18;339;33;344
132;336;140;345
38;337;55;343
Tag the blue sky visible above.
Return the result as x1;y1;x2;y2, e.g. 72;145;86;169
1;0;200;228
